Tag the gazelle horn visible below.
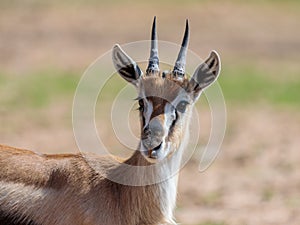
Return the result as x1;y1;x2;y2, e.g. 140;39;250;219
173;19;189;77
146;16;159;74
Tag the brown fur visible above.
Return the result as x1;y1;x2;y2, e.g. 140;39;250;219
140;74;190;102
0;144;169;225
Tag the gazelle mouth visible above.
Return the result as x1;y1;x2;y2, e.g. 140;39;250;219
149;142;163;159
153;142;162;151
140;141;164;161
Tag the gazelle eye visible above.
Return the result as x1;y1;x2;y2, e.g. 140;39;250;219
176;101;189;113
138;99;144;112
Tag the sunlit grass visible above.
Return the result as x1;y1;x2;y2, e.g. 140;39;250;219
0;65;299;111
0;70;79;108
219;65;300;107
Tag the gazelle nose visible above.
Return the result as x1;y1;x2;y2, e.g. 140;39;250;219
143;118;164;137
142;117;165;151
142;137;162;150
148;118;164;136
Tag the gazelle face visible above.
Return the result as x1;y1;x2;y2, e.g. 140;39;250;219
137;76;192;161
112;17;221;162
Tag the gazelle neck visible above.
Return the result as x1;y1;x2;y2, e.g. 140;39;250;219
124;128;190;224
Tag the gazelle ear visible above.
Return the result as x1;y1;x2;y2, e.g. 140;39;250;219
189;50;221;100
112;44;143;86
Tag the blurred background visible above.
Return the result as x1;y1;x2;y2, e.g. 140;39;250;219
0;0;300;224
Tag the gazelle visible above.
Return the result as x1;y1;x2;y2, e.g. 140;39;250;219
0;17;221;225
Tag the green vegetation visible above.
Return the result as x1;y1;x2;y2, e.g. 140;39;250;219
261;187;275;202
219;65;300;107
1;64;299;110
200;191;223;206
0;70;79;108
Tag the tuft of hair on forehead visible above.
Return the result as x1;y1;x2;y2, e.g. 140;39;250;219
139;72;190;102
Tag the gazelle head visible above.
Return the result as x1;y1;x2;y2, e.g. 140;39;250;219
112;17;221;163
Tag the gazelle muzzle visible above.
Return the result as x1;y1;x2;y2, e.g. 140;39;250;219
141;116;166;159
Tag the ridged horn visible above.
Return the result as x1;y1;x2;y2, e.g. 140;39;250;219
146;16;159;74
173;19;189;77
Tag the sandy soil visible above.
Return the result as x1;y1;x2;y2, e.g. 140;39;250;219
0;2;299;74
177;106;300;225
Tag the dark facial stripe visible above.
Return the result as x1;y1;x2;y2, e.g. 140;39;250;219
146;97;166;120
0;210;39;225
141;111;146;128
